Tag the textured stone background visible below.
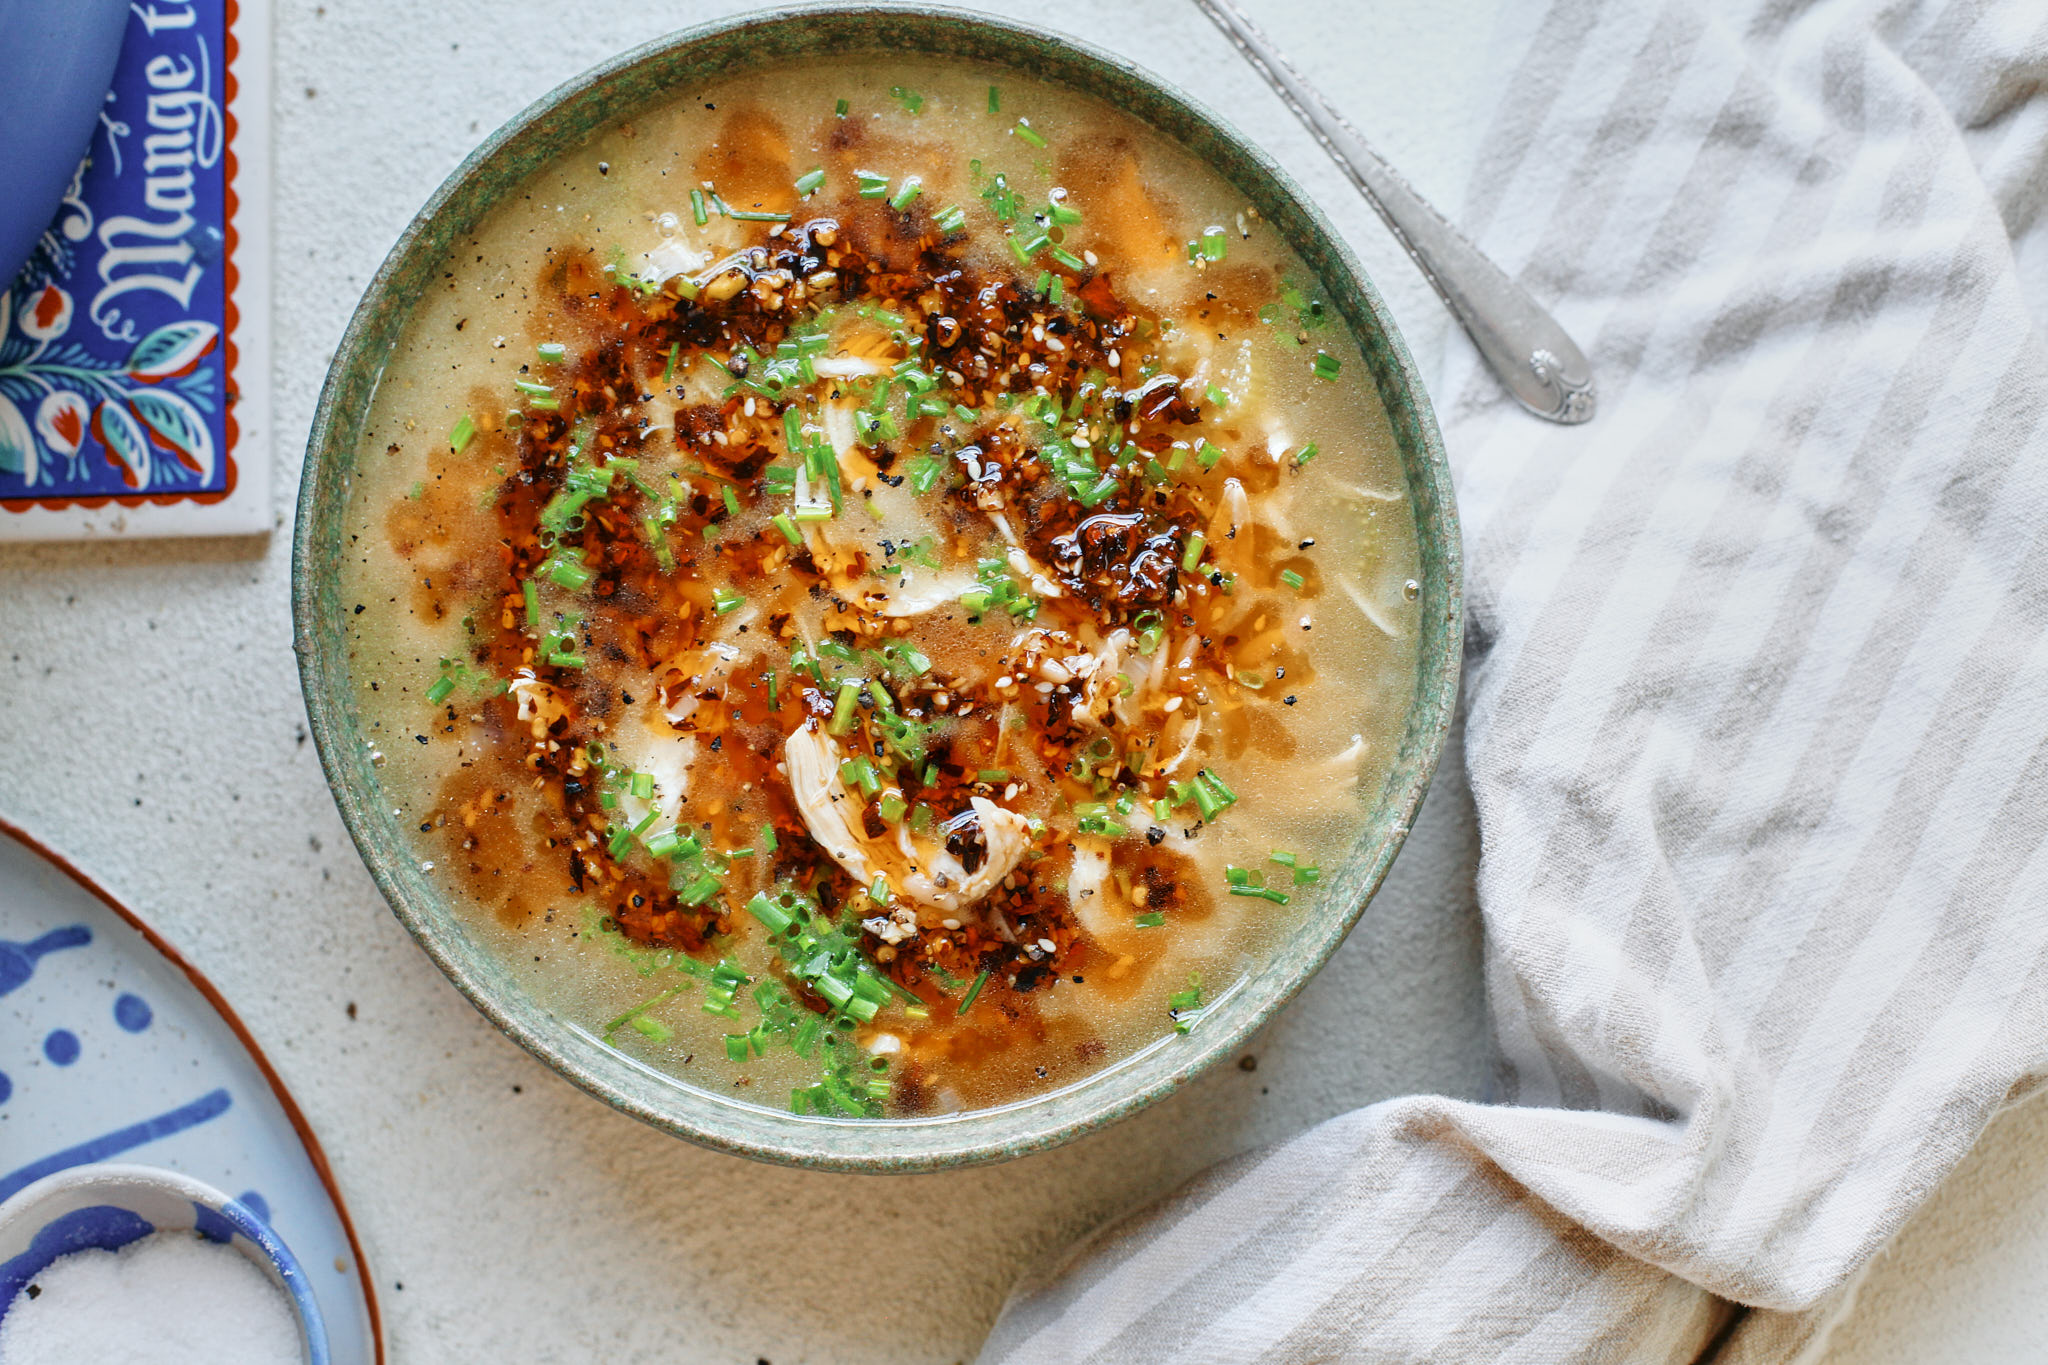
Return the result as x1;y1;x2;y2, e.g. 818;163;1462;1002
10;1;2036;1361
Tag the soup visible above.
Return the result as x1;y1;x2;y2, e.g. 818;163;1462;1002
337;57;1420;1119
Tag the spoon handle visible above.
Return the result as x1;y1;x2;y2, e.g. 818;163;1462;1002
1192;0;1596;424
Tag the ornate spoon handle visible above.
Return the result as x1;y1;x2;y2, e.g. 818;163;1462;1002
1193;0;1596;424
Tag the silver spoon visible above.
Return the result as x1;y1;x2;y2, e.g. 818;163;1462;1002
1193;0;1596;424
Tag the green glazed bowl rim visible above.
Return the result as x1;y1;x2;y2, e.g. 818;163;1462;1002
293;2;1463;1172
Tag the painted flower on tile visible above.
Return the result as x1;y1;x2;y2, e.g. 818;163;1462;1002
125;320;218;383
18;284;73;342
92;400;150;488
0;396;32;481
0;284;220;493
34;391;89;457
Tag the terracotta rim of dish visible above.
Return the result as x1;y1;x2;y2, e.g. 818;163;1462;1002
292;2;1463;1172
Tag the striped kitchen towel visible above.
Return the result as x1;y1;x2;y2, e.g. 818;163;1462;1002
980;0;2048;1359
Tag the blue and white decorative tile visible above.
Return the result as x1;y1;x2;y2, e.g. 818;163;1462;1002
0;0;272;540
0;820;381;1363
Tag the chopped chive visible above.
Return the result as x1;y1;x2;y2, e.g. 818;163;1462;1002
839;755;882;797
1294;441;1320;467
678;871;722;906
537;341;566;363
527;395;560;411
725;205;791;222
772;512;801;545
957;968;990;1016
856;169;891;199
1205;383;1230;408
1135;911;1166;928
977;768;1011;784
829;680;860;735
1012;119;1047;148
1199;226;1228;261
448;413;476;453
1075;473;1119;507
934;204;967;234
1312;351;1342;380
761;821;778;853
1282;569;1306;592
543;554;593;590
629;771;654;800
513;378;552;398
745;892;790;933
711;586;745;616
721;484;741;517
889;86;924;115
1049;245;1086;272
835;97;849;118
794;167;825;197
878;792;907;822
792;503;833;522
888;176;923;211
1294;865;1321;886
522;579;539;628
868;875;890;906
1047;276;1064;306
663;342;678;385
1196;439;1223;470
1049;200;1082;225
987;84;1000;113
1270;850;1297;867
1229;885;1291;905
1181;532;1207;572
425;673;455;705
690;189;708;226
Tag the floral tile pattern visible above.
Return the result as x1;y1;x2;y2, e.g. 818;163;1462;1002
0;0;269;537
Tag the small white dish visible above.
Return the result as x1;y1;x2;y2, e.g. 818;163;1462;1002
0;817;381;1361
0;1161;329;1363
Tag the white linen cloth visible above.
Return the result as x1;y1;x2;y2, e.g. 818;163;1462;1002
980;0;2048;1358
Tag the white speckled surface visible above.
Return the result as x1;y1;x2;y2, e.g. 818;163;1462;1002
4;2;2042;1359
0;3;1496;1360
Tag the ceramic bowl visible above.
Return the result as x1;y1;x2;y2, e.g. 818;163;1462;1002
0;1162;329;1363
293;3;1462;1171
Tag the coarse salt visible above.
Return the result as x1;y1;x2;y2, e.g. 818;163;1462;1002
0;1229;302;1365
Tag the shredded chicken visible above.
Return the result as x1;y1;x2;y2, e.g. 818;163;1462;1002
990;512;1064;598
507;670;570;739
1003;627;1130;728
875;567;980;617
1336;572;1401;639
658;640;744;726
1333;479;1404;504
1066;836;1118;938
1208;477;1254;581
1154;707;1203;779
784;725;1032;917
811;355;891;380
